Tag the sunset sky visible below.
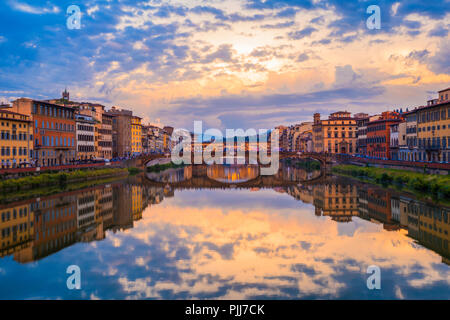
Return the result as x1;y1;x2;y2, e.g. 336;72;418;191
0;0;449;130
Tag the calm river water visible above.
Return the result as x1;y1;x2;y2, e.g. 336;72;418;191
0;163;449;299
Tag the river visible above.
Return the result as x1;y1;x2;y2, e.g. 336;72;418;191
0;162;449;299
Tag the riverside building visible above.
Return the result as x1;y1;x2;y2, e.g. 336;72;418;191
416;89;450;162
312;111;357;155
75;114;96;161
0;109;33;168
11;98;76;167
106;107;132;158
131;116;142;155
366;111;403;159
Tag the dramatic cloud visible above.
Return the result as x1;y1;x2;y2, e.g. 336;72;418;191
0;0;449;128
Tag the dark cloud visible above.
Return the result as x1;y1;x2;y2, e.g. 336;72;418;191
297;53;309;62
276;7;298;18
288;27;317;39
407;49;430;63
261;21;295;29
245;0;315;10
202;44;236;63
156;85;385;129
428;26;449;37
403;20;421;29
428;40;450;75
310;16;325;25
291;263;317;276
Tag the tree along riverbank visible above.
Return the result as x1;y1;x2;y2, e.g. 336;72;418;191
0;168;129;195
147;162;185;173
332;164;450;203
283;158;321;172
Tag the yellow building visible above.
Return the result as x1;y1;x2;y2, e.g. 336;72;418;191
131;185;143;221
416;90;450;162
0;109;33;168
405;200;450;263
131;116;142;155
313;182;359;222
312;112;357;155
162;130;170;153
1;203;34;257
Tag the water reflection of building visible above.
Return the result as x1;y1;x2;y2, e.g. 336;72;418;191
404;199;449;263
3;173;448;265
147;186;166;205
111;184;133;232
285;185;314;205
315;179;449;263
313;182;359;222
95;186;114;239
146;166;192;184
278;164;319;182
0;202;34;258
0;180;168;264
132;185;144;221
77;190;96;230
358;188;399;231
17;193;78;263
286;176;449;262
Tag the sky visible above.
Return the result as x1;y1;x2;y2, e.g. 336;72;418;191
0;0;449;130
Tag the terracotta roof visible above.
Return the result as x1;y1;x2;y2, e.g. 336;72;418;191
368;117;402;125
415;100;449;111
39;99;75;108
0;109;30;117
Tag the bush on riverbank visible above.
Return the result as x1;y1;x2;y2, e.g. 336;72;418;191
128;167;142;175
147;162;185;173
332;165;450;199
0;175;126;204
283;158;321;172
294;160;321;171
0;168;128;192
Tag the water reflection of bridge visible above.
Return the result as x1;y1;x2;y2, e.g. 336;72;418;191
144;164;325;189
140;152;331;170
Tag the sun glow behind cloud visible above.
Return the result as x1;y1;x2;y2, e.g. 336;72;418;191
0;0;449;129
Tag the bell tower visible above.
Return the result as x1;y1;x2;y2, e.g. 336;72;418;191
62;87;70;101
314;113;321;125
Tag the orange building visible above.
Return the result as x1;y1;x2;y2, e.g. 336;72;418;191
313;111;358;154
358;187;400;231
366;111;403;159
11;98;76;166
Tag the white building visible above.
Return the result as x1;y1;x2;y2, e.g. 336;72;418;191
75;114;96;161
